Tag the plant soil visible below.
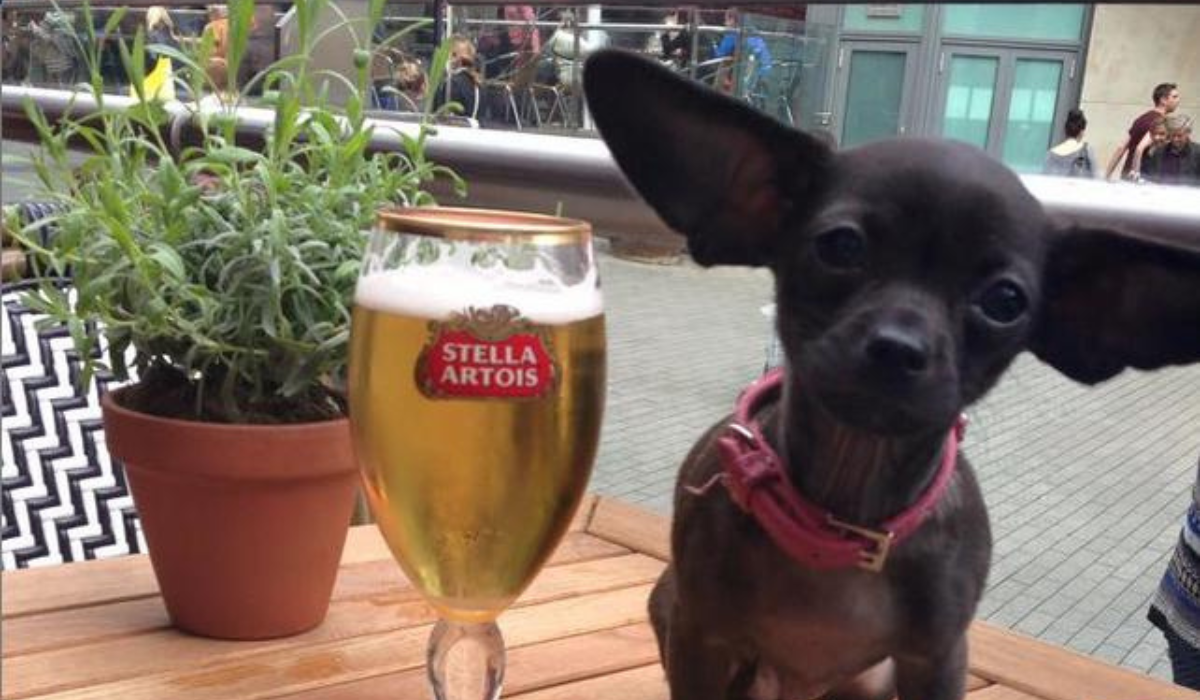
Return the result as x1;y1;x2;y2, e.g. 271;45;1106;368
118;363;347;424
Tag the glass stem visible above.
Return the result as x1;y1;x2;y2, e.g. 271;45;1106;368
427;619;505;700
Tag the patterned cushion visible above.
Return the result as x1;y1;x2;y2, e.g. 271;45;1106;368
1;279;144;569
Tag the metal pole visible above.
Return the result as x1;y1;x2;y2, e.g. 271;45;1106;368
433;0;448;45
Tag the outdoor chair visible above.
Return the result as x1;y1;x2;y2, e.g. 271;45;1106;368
771;58;804;125
373;85;421;114
526;82;566;127
481;79;523;129
1;204;144;570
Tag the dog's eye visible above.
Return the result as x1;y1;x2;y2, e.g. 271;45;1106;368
976;280;1028;324
813;227;868;270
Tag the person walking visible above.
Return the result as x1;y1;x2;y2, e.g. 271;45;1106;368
1043;108;1096;178
1142;114;1200;186
1105;82;1180;181
1150;456;1200;690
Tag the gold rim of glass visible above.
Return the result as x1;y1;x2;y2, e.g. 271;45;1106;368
376;206;591;245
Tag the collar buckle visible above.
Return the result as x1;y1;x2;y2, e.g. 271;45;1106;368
727;422;757;444
827;515;894;573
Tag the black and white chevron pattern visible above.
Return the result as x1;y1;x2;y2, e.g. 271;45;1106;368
2;279;145;569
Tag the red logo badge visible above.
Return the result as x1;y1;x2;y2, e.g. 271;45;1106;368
416;305;559;400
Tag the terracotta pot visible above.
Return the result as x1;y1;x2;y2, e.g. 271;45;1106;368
101;388;358;640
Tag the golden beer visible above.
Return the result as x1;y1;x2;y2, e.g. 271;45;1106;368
349;277;606;622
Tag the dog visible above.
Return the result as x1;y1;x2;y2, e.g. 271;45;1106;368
583;50;1200;700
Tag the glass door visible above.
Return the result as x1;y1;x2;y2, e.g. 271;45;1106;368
939;52;1001;150
833;42;918;149
933;47;1075;172
1000;56;1069;172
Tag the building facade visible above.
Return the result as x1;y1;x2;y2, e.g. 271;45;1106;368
799;3;1199;174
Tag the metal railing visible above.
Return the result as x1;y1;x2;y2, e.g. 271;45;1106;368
3;85;1198;250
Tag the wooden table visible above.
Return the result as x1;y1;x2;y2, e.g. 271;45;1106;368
2;496;1196;700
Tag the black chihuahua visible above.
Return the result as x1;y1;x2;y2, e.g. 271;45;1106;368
583;50;1200;700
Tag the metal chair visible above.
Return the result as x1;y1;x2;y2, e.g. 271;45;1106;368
1;204;144;570
2;280;143;569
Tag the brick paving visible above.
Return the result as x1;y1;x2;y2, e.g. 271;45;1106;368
590;249;1200;682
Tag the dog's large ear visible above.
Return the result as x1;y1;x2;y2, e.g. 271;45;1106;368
1031;228;1200;384
584;50;833;266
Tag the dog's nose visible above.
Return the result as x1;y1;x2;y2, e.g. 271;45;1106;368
863;327;930;377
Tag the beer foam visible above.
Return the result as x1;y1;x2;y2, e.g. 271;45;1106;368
355;266;604;323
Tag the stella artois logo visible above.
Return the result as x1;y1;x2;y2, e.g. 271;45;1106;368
416;305;560;400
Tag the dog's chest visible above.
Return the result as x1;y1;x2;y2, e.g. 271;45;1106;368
682;527;906;691
735;571;898;699
745;563;897;646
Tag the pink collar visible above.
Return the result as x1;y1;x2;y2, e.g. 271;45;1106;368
702;368;964;573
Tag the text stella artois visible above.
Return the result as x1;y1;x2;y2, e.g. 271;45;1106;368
417;305;558;399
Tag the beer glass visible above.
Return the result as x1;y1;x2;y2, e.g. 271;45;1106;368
348;207;606;699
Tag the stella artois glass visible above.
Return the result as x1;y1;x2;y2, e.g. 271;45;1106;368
349;207;606;700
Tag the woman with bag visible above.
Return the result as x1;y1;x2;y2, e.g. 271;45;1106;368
1043;108;1097;178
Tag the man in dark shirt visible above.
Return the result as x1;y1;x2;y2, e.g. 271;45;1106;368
1143;114;1200;186
1106;82;1180;180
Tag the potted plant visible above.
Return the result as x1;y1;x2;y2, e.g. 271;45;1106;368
13;0;460;639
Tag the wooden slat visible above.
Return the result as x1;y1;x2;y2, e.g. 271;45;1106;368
1;557;160;619
2;530;629;660
4;508;602;622
3;526;394;619
0;598;168;659
968;685;1044;700
2;555;661;698
30;584;656;700
277;622;659;699
969;622;1200;700
585;498;670;560
505;663;668;700
330;530;629;603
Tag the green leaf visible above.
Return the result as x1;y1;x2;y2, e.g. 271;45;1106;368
104;7;129;36
120;28;148;103
147;244;187;280
226;0;257;93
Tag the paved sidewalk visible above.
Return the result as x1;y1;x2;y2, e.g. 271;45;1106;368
591;250;1200;682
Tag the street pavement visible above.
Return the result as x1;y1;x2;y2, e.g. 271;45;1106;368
591;247;1200;681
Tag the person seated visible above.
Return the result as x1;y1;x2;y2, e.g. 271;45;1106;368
659;8;691;69
26;10;81;86
548;9;602;90
712;9;771;78
393;57;426;112
194;52;235;113
504;5;541;71
433;35;480;120
202;5;230;64
1142;114;1200;186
